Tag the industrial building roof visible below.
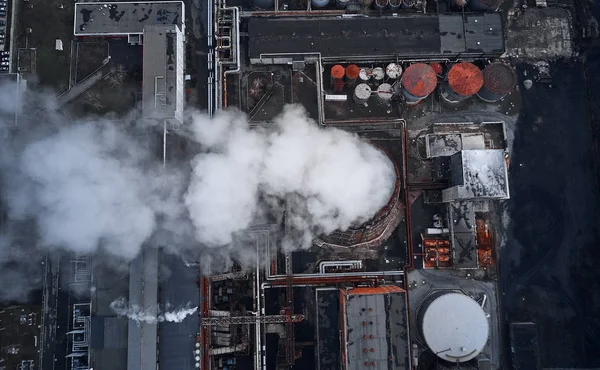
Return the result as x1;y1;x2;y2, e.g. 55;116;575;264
74;1;184;36
340;286;410;370
317;289;341;370
142;25;185;124
127;247;159;370
90;316;128;370
449;201;478;269
247;14;504;62
445;149;509;200
0;73;24;127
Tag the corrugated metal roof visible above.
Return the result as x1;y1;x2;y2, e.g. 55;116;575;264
341;287;409;370
464;14;505;54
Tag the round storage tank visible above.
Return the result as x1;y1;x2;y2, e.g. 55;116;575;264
450;0;469;9
358;0;374;6
385;63;402;80
312;0;330;7
418;292;489;363
477;62;517;103
359;68;372;82
440;62;483;104
346;64;360;87
374;0;389;8
401;63;438;105
429;62;444;76
402;0;415;8
253;0;275;9
353;83;372;105
372;67;385;85
389;0;402;8
376;83;393;104
336;0;351;7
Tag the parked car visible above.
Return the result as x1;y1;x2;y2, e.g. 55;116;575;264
0;62;8;66
0;51;8;56
0;7;6;11
1;57;8;62
0;11;6;16
0;67;8;72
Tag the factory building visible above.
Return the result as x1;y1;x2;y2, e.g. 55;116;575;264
247;13;504;63
74;1;185;40
442;149;509;202
142;24;185;126
0;73;26;128
339;286;410;370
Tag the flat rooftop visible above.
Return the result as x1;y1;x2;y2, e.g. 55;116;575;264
0;73;23;126
247;13;504;62
449;201;478;269
341;286;410;370
74;1;184;36
448;149;509;200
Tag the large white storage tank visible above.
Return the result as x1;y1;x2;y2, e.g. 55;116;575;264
417;292;489;363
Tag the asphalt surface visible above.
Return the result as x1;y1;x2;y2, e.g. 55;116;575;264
498;58;600;368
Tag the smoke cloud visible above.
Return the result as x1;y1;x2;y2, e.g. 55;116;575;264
110;297;198;324
0;80;396;300
185;105;396;248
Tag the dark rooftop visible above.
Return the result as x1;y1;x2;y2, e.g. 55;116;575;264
316;289;341;370
74;1;184;36
0;306;40;370
247;14;504;62
448;201;478;269
341;286;410;370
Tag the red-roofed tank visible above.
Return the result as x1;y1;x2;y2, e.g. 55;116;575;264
477;62;517;103
400;63;438;105
440;62;483;105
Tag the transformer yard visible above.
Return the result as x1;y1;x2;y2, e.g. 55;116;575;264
1;0;600;370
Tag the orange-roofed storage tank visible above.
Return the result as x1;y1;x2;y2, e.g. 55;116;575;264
400;63;438;105
440;62;483;105
346;64;360;87
330;64;346;93
477;62;517;103
430;62;444;75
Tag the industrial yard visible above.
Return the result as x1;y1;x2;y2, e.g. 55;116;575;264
0;1;600;370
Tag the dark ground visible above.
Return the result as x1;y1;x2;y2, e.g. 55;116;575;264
498;55;600;368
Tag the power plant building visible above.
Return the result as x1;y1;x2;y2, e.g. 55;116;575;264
142;24;185;125
339;286;410;370
74;1;185;38
247;13;504;64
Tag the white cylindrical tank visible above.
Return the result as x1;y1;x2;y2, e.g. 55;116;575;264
374;0;389;8
353;83;372;105
372;67;385;85
418;292;489;363
376;83;393;104
386;63;402;80
359;68;372;82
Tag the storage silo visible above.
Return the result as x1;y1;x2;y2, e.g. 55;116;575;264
253;0;275;9
359;67;372;82
345;64;360;88
469;0;502;11
440;62;483;105
417;292;489;363
372;67;385;85
385;63;402;80
376;83;393;105
353;83;372;105
429;62;444;76
312;0;331;7
477;62;517;102
330;64;346;93
402;0;415;8
389;0;402;8
400;63;438;105
374;0;389;9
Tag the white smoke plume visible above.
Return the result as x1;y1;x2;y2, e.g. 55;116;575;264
109;297;198;324
185;105;396;248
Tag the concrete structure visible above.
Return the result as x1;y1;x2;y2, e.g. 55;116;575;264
442;149;509;202
127;247;159;370
247;14;504;64
142;24;185;126
339;286;410;370
74;1;185;37
417;292;489;363
0;73;25;127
